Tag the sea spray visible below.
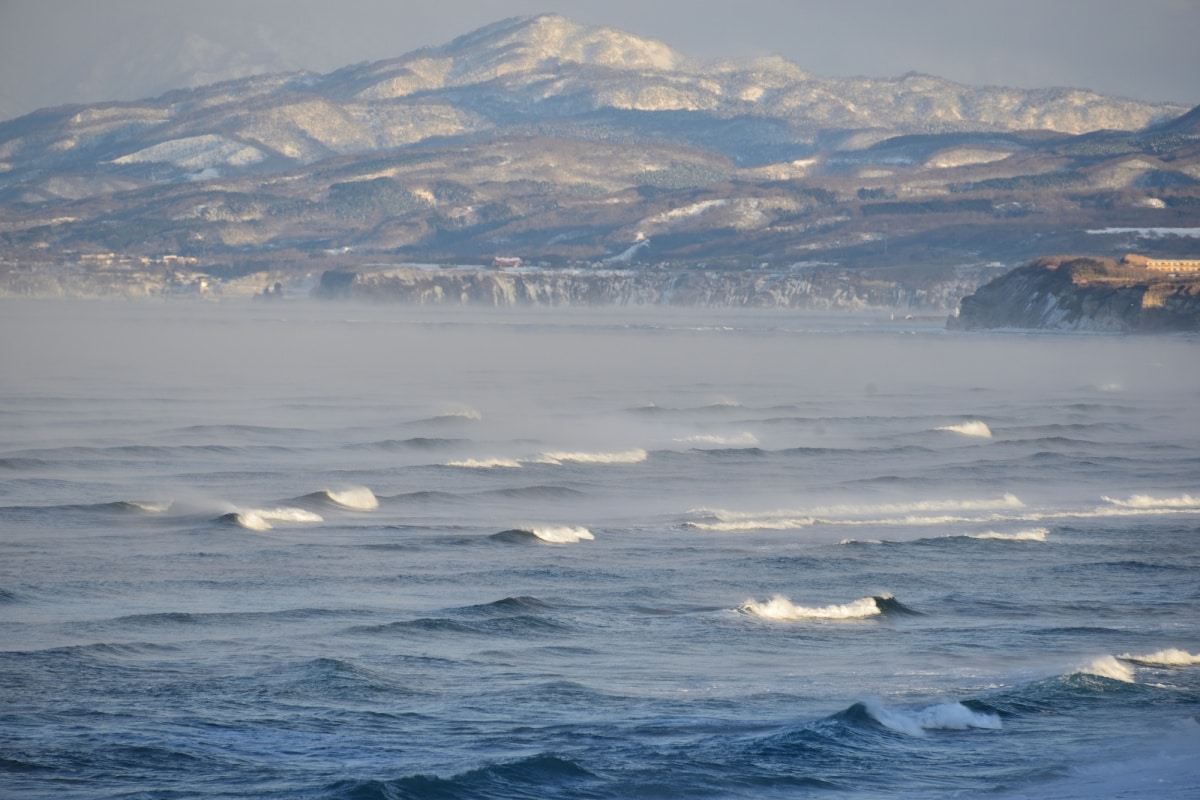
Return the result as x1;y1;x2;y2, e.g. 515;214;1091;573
933;421;992;438
1079;655;1136;683
862;699;1001;737
1118;649;1200;667
533;449;648;465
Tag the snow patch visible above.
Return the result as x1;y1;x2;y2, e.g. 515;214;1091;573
113;135;266;171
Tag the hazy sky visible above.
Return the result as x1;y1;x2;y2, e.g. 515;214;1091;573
1;0;1197;121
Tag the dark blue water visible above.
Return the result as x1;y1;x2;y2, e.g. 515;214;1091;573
2;302;1198;798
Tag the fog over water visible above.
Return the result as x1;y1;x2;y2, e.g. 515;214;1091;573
1;300;1198;797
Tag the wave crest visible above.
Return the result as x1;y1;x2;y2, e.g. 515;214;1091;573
1077;655;1136;683
739;594;886;621
675;432;760;447
1118;648;1200;667
446;458;522;469
934;421;992;438
686;494;1024;532
221;507;323;531
1102;493;1199;509
861;699;1001;737
494;526;594;544
324;487;379;510
533;449;647;465
967;527;1048;541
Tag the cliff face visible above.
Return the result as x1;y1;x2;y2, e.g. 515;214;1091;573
313;266;985;311
949;257;1200;332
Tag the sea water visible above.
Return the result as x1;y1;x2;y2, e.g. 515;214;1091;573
1;300;1198;798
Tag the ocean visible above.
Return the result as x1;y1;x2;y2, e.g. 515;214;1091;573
2;300;1198;798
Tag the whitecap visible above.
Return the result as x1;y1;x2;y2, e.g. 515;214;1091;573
446;458;522;469
675;432;759;447
1101;493;1199;509
933;421;992;438
968;527;1047;541
739;594;883;621
225;506;323;531
1078;655;1136;683
324;487;379;511
686;494;1023;532
1118;648;1200;667
533;449;647;465
685;516;815;532
527;525;595;543
863;698;1001;737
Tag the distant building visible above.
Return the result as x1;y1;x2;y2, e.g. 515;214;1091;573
491;256;522;269
1122;253;1200;273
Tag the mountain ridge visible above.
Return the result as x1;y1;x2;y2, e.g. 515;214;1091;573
1;15;1198;306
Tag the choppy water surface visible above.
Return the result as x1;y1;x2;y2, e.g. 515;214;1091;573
2;301;1198;798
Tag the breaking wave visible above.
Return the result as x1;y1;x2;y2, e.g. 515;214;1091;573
739;594;901;621
492;525;594;544
322;487;379;511
686;494;1024;532
966;527;1048;541
219;507;323;531
675;432;760;447
857;698;1001;737
446;458;522;469
1076;655;1136;683
1101;493;1199;509
1118;648;1200;667
532;449;647;465
933;421;992;438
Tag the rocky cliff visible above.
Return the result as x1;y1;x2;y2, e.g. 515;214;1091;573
313;265;988;311
948;257;1200;332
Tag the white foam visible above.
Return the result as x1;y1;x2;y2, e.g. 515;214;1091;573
1119;648;1200;667
446;458;522;469
1078;655;1136;683
967;527;1048;541
740;594;883;621
527;525;595;543
933;421;992;438
1102;493;1199;509
675;432;759;447
1087;226;1200;238
863;699;1002;737
230;506;323;531
325;487;379;511
686;494;1024;532
533;449;648;465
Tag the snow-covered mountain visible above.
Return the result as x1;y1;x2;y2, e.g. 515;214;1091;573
1;14;1183;192
1;14;1197;291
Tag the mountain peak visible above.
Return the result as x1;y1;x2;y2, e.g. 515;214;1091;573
437;14;687;73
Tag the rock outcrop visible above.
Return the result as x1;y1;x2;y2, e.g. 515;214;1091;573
948;256;1200;332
